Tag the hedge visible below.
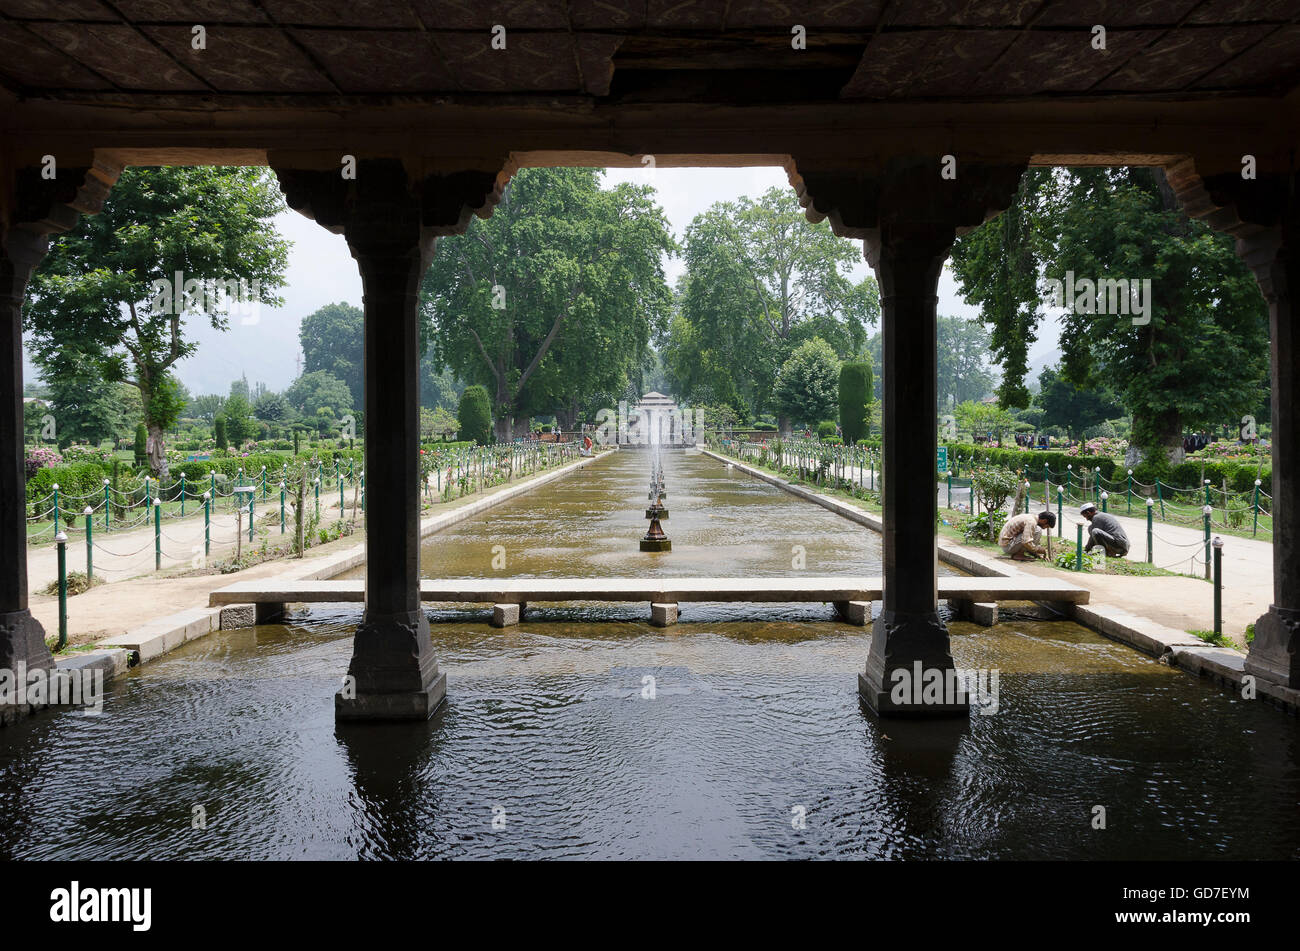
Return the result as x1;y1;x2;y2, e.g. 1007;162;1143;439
943;442;1271;497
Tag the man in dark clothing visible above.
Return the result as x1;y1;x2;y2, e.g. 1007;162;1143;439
1080;502;1129;557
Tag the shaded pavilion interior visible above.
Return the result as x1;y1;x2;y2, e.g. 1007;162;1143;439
1;0;1298;720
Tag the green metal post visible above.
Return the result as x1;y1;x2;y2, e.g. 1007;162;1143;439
52;482;61;533
361;470;366;512
84;506;94;581
1056;486;1063;537
210;471;216;503
280;482;286;533
1146;498;1154;564
1101;491;1108;514
104;479;111;532
1075;523;1083;571
180;472;187;517
1212;537;1223;639
314;477;320;520
1157;481;1165;520
154;499;161;571
248;496;255;543
1204;479;1212;507
56;531;68;651
1203;506;1212;580
1094;468;1101;504
947;473;952;509
261;466;268;501
203;493;211;558
1253;479;1261;536
339;475;345;518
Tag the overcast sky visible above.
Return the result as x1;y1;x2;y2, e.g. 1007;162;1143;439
42;165;1057;397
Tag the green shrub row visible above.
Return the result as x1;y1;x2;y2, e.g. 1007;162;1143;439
943;443;1271;496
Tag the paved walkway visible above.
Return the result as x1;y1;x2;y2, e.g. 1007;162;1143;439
719;446;1270;646
27;495;357;592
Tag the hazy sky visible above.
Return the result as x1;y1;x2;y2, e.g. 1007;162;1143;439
45;165;1057;397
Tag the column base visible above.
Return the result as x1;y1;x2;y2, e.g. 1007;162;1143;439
335;610;446;722
336;670;446;721
1244;605;1300;689
0;609;57;725
859;609;969;717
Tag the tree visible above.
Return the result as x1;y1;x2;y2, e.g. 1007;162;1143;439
936;315;996;409
773;337;840;432
223;393;255;445
949;167;1052;409
839;362;873;444
951;167;1268;464
423;167;674;440
189;393;226;420
954;400;1018;446
457;385;492;445
666;187;879;429
300;302;364;410
1038;366;1122;442
214;415;228;450
134;423;148;465
25;167;289;476
286;370;353;420
420;405;460;442
40;360;122;448
254;392;292;423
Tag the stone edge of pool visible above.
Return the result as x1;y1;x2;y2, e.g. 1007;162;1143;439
75;449;614;670
702;449;1300;718
35;444;1297;721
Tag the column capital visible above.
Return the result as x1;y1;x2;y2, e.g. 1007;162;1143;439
1166;158;1297;298
270;157;513;262
785;156;1026;262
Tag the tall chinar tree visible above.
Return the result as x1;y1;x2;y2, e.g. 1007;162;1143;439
951;167;1268;469
24;166;289;476
421;167;675;440
665;186;879;433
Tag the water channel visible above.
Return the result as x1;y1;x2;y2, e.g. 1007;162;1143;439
2;449;1297;859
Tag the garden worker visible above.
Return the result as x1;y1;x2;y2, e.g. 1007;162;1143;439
1080;503;1129;557
998;510;1056;560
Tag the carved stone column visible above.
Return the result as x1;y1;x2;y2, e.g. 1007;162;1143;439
1170;161;1300;690
1;161;118;723
273;158;507;721
790;157;1025;716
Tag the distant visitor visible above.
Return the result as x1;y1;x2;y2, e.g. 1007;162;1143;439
1080;503;1129;557
998;510;1056;561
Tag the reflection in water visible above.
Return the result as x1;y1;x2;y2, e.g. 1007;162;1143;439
1;450;1298;860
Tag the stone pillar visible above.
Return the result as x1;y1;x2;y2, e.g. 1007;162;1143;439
790;157;1024;716
0;227;53;685
1;161;118;714
1169;162;1300;690
273;157;508;721
862;222;966;714
1245;215;1300;689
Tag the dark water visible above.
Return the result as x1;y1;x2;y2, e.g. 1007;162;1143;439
2;450;1298;860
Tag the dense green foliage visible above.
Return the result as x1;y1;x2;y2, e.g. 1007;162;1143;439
838;362;873;444
25;166;289;475
662;187;878;426
423;168;674;438
457;385;493;446
951;167;1268;459
773;338;840;430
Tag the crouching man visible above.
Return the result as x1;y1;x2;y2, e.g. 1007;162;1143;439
998;510;1056;561
1080;502;1129;557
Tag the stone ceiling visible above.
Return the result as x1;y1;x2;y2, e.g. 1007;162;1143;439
0;0;1296;104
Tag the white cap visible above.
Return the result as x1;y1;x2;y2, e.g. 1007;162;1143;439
1080;503;1097;514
